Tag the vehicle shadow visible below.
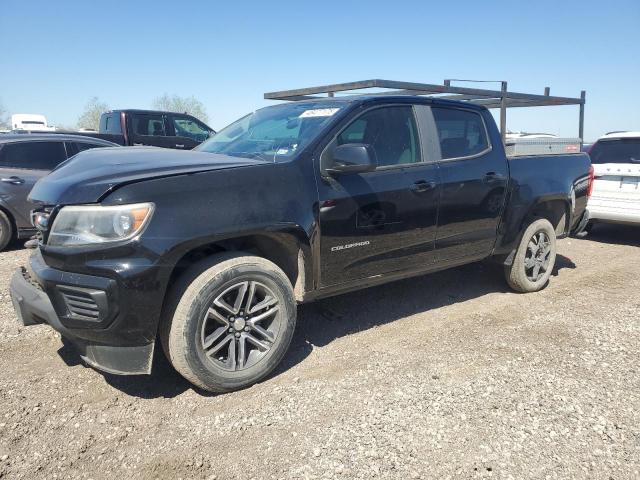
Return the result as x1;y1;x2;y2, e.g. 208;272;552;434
5;239;29;252
60;255;575;399
582;223;640;247
273;255;575;378
101;349;197;399
57;336;196;399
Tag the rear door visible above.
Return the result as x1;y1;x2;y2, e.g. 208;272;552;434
429;106;509;262
0;141;67;228
128;113;175;148
316;104;441;287
168;114;212;150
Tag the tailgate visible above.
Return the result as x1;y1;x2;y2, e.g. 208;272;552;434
592;163;640;200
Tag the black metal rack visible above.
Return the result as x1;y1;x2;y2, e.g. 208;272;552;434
264;79;586;144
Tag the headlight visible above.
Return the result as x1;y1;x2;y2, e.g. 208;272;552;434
48;203;154;247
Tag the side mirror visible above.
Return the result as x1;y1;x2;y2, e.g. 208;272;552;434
326;144;377;175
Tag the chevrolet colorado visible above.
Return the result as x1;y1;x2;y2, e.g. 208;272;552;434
10;96;591;392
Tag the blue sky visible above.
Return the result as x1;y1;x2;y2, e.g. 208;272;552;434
1;0;638;141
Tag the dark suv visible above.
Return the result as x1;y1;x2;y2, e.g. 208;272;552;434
0;134;118;250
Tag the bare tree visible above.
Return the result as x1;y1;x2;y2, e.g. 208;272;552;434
0;100;9;130
153;94;209;123
77;97;109;131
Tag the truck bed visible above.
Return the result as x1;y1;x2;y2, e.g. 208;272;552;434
506;152;591;233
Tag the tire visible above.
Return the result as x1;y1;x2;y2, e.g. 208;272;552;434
0;211;13;252
505;218;557;293
160;252;297;393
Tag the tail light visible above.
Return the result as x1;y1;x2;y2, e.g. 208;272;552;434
587;165;595;198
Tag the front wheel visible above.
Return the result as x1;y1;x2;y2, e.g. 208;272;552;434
161;253;297;393
0;210;13;252
505;218;557;293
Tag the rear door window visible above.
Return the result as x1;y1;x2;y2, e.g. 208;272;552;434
590;139;640;164
0;141;68;170
65;142;109;157
76;142;108;153
432;107;490;159
132;114;167;137
104;114;122;134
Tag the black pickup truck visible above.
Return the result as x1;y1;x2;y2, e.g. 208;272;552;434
88;109;215;150
10;95;591;392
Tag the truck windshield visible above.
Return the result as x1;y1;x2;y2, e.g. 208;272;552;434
196;102;345;162
590;138;640;164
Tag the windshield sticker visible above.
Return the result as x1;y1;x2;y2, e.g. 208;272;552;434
299;108;340;118
275;144;298;156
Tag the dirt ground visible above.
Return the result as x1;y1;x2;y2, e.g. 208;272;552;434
0;224;638;480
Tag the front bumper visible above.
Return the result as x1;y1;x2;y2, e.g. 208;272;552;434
10;253;154;375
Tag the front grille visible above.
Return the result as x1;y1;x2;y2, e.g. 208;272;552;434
58;286;101;320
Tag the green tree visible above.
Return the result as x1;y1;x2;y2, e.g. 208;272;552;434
77;97;109;131
153;94;209;123
0;100;9;130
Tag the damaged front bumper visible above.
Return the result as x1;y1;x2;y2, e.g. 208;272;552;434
10;251;154;375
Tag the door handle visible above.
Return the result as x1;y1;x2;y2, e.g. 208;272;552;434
1;176;25;185
133;142;143;146
483;172;505;183
411;180;437;193
175;144;185;148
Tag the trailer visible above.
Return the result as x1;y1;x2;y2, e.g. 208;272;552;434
10;113;55;132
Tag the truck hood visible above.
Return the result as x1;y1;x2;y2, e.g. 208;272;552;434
29;147;265;205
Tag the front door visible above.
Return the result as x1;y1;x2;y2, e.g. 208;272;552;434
316;105;441;287
429;106;509;262
168;114;212;150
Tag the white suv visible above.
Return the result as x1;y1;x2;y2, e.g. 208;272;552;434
587;131;640;228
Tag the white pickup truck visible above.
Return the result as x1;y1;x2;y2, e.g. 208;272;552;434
587;132;640;228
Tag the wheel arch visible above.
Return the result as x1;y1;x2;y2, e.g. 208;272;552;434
498;195;570;266
523;197;571;237
163;227;313;305
0;203;17;241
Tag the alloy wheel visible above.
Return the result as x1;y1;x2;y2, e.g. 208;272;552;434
524;231;552;282
200;280;281;371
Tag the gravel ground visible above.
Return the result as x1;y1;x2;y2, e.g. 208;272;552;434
0;224;638;480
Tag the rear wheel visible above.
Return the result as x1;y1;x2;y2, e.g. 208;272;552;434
0;211;13;252
505;218;557;293
161;253;296;393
